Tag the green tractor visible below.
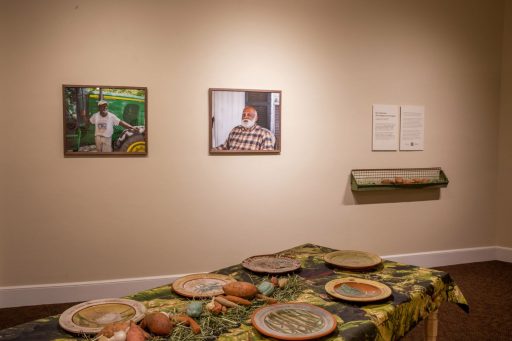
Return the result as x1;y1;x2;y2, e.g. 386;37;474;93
64;87;147;153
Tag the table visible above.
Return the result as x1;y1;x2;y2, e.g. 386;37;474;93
0;244;468;340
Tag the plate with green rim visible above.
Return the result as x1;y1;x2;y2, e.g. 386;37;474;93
58;298;146;334
324;250;382;270
325;277;392;302
251;302;337;340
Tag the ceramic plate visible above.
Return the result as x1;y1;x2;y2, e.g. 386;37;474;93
58;298;146;334
242;254;301;274
251;303;337;340
325;277;392;302
324;250;382;270
172;273;236;298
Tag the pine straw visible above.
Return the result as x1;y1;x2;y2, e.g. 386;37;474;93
149;274;307;341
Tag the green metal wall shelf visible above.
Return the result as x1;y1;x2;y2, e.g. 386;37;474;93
351;167;449;191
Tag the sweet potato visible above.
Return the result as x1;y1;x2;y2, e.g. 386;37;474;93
171;315;201;334
222;282;258;298
270;277;279;286
186;316;201;334
126;321;148;341
206;299;223;314
141;312;173;336
171;315;189;324
256;293;278;304
97;321;130;338
215;296;239;308
278;278;289;288
223;295;252;306
212;301;223;314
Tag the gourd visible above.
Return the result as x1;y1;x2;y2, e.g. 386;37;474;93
257;281;275;296
186;301;203;318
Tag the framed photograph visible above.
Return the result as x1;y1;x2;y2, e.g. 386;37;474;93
209;88;281;154
63;85;148;156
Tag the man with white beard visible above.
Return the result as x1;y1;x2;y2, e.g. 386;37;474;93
216;106;276;150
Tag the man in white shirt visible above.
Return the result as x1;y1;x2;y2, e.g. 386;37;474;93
88;100;139;152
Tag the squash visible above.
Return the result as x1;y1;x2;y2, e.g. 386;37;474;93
186;301;203;318
257;281;275;296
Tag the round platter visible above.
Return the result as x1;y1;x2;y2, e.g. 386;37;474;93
325;277;392;302
242;254;301;274
58;298;146;334
172;273;236;298
251;302;337;340
324;250;382;270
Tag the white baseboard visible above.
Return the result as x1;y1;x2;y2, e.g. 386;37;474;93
1;246;511;309
495;246;512;263
0;274;186;309
382;245;512;268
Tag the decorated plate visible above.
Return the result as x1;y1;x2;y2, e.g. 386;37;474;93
58;298;146;334
242;254;301;274
325;277;392;302
251;303;337;340
324;250;382;270
172;273;236;298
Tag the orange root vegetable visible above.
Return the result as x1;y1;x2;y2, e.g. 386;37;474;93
211;301;223;314
214;296;239;308
206;298;223;314
140;312;173;336
278;278;289;288
222;282;258;298
187;317;201;334
171;315;189;325
223;295;251;306
126;321;148;341
170;315;201;335
256;293;278;304
97;321;130;338
270;277;279;286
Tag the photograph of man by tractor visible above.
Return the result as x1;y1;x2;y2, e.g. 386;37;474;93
63;85;147;156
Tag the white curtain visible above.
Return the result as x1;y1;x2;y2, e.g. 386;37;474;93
270;92;280;134
212;91;245;147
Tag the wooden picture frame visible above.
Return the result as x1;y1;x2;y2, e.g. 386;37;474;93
209;88;281;154
63;85;148;156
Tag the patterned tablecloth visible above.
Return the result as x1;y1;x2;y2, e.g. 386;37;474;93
0;244;468;341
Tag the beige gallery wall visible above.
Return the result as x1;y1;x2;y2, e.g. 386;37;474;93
497;0;512;247
0;0;505;286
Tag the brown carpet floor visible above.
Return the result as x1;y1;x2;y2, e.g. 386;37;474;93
402;260;512;340
0;261;511;340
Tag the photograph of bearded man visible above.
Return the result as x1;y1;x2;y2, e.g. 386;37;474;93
210;89;281;153
215;106;275;151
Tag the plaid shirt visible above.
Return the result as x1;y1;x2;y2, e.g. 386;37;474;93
217;125;275;150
